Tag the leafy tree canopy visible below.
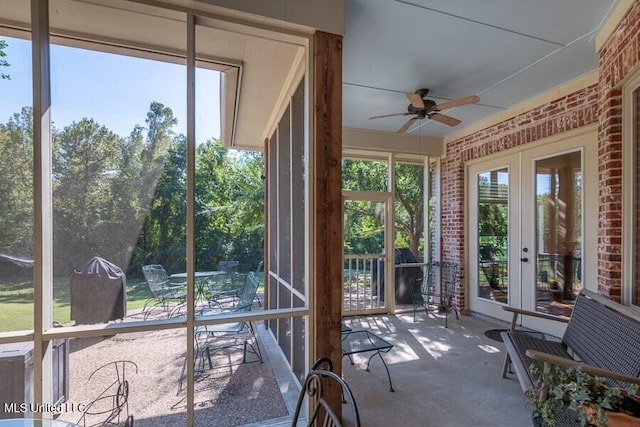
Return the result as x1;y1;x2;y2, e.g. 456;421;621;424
0;40;10;79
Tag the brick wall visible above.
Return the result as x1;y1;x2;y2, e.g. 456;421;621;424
441;0;640;309
597;0;640;300
442;87;598;311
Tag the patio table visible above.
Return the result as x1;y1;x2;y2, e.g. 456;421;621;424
170;271;226;301
341;328;395;392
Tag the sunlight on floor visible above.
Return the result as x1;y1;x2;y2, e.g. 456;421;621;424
407;331;452;360
478;344;501;353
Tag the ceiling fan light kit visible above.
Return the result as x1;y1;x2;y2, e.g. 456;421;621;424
368;88;479;133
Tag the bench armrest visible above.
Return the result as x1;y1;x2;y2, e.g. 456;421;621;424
502;306;569;330
525;349;640;386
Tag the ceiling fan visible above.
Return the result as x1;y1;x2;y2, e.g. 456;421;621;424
369;88;480;133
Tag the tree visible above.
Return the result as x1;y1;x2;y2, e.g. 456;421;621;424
0;39;10;80
342;159;426;257
193;141;264;270
0;100;265;278
0;107;33;255
394;163;424;257
53;118;124;274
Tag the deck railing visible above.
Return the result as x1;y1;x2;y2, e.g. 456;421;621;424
343;253;386;313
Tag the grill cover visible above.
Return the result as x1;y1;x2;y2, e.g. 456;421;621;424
371;248;424;304
70;257;126;324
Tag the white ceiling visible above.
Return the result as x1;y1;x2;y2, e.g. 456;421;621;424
343;0;619;138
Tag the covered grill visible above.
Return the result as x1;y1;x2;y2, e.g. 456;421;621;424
70;257;126;325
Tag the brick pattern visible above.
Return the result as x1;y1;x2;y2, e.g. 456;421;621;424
442;1;640;308
597;1;640;300
442;87;598;310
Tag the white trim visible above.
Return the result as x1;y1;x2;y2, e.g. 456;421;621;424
186;13;196;426
127;0;322;37
32;0;54;412
387;153;396;313
261;46;307;145
622;68;640;306
595;0;636;52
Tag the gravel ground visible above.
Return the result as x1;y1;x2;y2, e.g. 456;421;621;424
57;310;288;426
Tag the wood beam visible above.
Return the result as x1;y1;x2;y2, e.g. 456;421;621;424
312;30;343;372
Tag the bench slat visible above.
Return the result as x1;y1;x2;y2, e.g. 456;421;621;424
502;331;570;392
501;290;640;394
564;292;640;387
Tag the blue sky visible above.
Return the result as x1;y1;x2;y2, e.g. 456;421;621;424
0;35;220;143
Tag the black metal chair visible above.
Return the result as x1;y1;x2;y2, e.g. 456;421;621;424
77;360;137;427
413;261;459;327
291;357;361;427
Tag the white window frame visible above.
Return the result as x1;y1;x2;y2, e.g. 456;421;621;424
623;67;640;307
0;1;312;424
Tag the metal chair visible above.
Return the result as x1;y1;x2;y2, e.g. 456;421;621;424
195;272;263;369
77;360;137;427
413;261;459;327
217;260;240;273
141;264;186;320
291;357;361;427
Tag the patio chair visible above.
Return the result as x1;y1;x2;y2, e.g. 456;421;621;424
413;261;459;327
218;260;240;273
141;264;186;320
195;271;263;369
200;272;232;307
291;357;361;427
254;261;264;307
216;262;263;307
77;360;137;427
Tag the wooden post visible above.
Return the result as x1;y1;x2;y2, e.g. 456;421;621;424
313;29;343;416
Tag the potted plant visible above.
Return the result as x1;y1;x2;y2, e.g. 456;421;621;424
527;364;640;427
548;278;563;302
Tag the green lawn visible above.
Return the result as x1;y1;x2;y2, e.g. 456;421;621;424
0;276;265;332
0;278;152;332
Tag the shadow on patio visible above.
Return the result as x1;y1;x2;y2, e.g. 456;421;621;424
57;309;533;427
336;313;534;427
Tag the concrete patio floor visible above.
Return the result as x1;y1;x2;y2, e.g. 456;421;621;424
266;311;536;427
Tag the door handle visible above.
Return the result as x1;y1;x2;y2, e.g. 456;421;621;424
520;257;529;262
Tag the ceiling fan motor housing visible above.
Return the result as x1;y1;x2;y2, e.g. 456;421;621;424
407;98;436;114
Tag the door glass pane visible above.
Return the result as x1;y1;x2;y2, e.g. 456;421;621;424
535;151;582;316
343;199;386;312
477;168;509;303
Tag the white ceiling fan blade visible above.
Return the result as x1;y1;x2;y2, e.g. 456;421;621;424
435;95;479;111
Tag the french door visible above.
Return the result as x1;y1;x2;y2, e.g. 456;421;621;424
468;128;597;337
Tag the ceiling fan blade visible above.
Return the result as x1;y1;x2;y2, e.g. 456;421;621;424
397;117;417;133
406;93;425;109
430;113;461;127
435;95;479;111
368;112;407;120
